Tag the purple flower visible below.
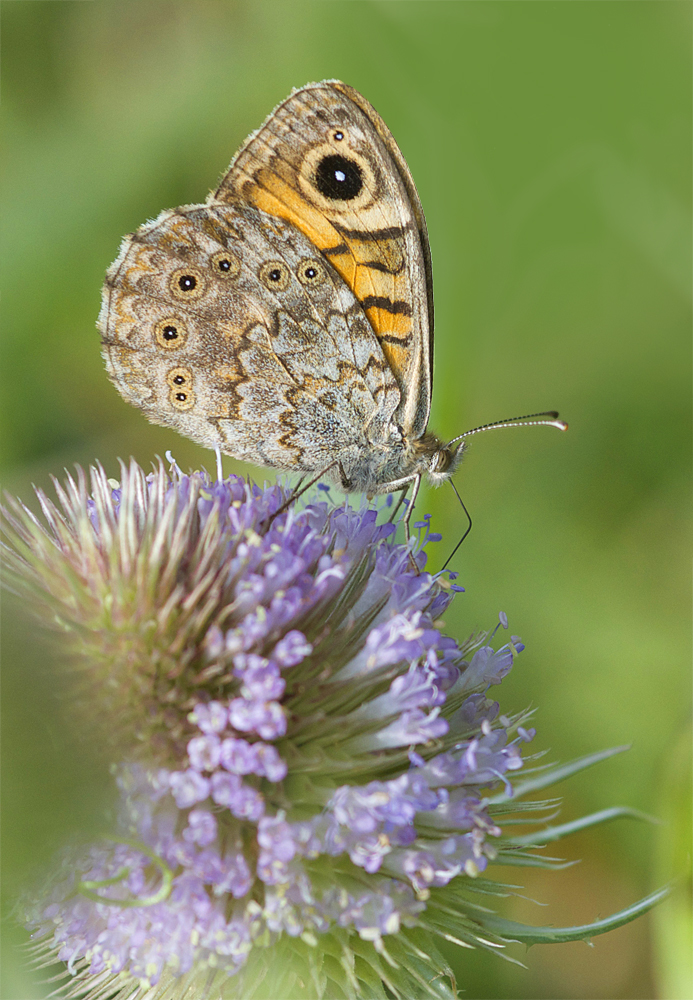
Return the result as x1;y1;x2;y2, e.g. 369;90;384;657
183;809;218;846
1;463;659;1000
187;735;222;772
188;701;229;734
168;769;210;808
273;629;313;667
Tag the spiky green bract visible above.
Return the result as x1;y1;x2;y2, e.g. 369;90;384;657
2;462;667;1000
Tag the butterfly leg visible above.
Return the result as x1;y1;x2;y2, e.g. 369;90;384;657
402;474;422;546
401;474;423;573
215;447;224;483
265;459;341;526
388;485;411;524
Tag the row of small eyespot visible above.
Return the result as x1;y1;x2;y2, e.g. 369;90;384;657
165;254;329;304
152;253;330;376
165;365;195;411
153;255;330;411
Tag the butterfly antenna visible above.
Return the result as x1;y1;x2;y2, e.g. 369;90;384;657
446;411;568;448
441;478;472;572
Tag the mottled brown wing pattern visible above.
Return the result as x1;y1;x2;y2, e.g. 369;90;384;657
98;204;401;475
212;80;433;439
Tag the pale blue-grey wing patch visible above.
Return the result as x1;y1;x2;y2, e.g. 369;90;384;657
99;202;401;476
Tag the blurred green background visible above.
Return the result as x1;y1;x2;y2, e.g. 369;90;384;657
1;2;690;998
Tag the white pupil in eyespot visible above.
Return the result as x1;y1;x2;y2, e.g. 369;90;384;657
335;170;346;183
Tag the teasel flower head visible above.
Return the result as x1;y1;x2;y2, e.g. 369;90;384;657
1;461;667;1000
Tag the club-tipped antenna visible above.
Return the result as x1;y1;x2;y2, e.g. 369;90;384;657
446;411;568;448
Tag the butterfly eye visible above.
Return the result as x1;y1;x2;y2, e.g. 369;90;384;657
314;154;362;201
297;258;327;288
155;317;188;351
210;250;241;279
170;268;205;300
259;261;290;291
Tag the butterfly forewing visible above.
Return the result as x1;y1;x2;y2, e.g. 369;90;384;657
212;80;433;439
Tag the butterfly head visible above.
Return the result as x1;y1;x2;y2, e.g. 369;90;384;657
413;434;466;486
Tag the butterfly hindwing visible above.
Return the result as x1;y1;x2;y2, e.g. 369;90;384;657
99;203;401;474
212;80;433;439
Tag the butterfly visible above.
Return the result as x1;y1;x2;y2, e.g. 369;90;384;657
98;80;565;540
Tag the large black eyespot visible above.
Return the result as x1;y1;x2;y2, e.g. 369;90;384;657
155;317;188;351
314;154;362;200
